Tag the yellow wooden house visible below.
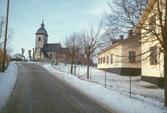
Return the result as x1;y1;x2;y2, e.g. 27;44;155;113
97;32;141;76
140;0;165;86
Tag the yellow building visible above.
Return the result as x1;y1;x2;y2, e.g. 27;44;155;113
140;0;165;86
97;33;141;76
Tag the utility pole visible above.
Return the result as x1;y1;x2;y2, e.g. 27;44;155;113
2;0;10;72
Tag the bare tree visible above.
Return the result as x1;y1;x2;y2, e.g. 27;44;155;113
106;0;167;106
0;19;3;39
102;27;123;45
32;48;36;60
21;48;25;61
28;50;32;61
0;18;5;47
106;0;147;32
0;18;13;55
78;22;105;79
65;33;80;74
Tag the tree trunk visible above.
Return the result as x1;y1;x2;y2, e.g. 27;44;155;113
164;53;167;106
70;55;73;74
87;55;90;79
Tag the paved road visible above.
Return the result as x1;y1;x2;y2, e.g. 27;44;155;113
1;63;112;113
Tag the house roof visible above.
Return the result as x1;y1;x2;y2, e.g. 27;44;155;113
98;35;141;55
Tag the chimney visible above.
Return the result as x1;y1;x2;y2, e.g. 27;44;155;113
128;29;133;38
119;35;124;40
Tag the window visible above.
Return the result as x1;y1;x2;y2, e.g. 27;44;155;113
150;46;157;65
129;51;136;63
110;54;113;64
38;37;41;41
103;57;105;63
107;56;109;64
149;14;156;30
98;58;100;64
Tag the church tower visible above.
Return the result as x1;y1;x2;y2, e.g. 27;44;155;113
34;21;48;60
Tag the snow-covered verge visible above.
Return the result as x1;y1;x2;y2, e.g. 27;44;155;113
0;62;17;109
43;63;167;113
49;63;164;105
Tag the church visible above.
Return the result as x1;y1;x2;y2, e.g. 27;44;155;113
34;21;87;64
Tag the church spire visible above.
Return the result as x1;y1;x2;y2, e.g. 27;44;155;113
36;19;48;36
41;18;44;28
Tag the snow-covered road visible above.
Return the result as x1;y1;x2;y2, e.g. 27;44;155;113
1;63;112;113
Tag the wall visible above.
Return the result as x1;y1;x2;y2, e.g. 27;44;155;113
141;36;164;78
97;45;122;69
35;34;47;49
97;37;141;76
121;37;141;69
141;2;164;78
141;1;165;86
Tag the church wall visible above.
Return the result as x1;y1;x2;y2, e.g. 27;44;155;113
35;34;47;49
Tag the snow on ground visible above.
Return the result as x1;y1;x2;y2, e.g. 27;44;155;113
51;63;164;105
0;62;18;109
43;63;167;113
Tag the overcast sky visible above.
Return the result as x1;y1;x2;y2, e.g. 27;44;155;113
1;0;112;56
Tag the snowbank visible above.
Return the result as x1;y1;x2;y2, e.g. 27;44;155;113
43;64;167;113
0;62;18;109
51;63;164;106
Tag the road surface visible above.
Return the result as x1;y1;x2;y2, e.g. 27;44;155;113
0;63;112;113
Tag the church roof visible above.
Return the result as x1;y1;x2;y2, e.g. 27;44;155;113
43;43;61;52
59;48;70;54
59;48;80;54
36;21;48;36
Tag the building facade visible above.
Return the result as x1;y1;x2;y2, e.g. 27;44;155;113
97;33;141;76
140;0;165;86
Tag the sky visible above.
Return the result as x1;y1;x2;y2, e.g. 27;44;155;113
0;0;112;57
